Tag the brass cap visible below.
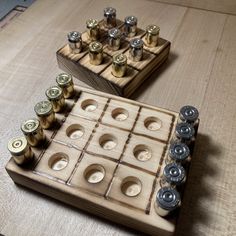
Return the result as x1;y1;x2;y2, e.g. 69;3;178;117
89;41;103;53
34;100;53;116
86;19;99;29
146;24;160;35
45;86;63;101
21;118;40;134
8;136;28;156
56;73;73;87
113;53;127;65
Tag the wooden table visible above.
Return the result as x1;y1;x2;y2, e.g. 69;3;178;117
0;0;235;235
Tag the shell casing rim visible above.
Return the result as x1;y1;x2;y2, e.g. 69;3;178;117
130;38;144;49
103;7;116;16
89;41;103;53
146;24;160;35
169;142;190;161
108;28;122;39
113;54;127;66
175;122;195;139
67;31;82;43
56;73;73;87
21;118;40;134
86;19;99;29
163;163;186;185
179;105;199;122
45;86;63;101
125;16;138;26
34;100;53;116
7;136;28;156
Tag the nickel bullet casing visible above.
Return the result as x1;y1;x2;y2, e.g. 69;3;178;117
104;7;116;28
67;31;82;54
155;187;181;217
89;41;103;65
45;86;65;112
7;136;34;165
108;28;122;51
86;19;100;41
173;122;195;144
56;73;74;98
129;38;143;62
168;142;190;164
161;163;186;187
124;16;137;37
112;53;127;77
178;105;199;125
34;101;55;129
21;118;45;147
145;24;160;47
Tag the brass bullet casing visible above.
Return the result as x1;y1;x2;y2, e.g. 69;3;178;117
129;38;143;62
103;7;116;28
67;31;82;53
124;16;137;37
108;28;122;51
89;41;103;65
7;136;34;165
56;73;74;98
167;142;190;164
161;163;186;188
45;86;65;112
155;187;181;217
86;19;100;41
145;24;160;47
34;100;55;129
21;118;45;147
112;53;127;77
178;105;199;126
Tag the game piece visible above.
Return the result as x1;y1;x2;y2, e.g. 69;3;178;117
56;8;171;97
168;142;190;164
178;105;199;126
21;118;45;147
86;19;100;41
88;41;103;65
6;73;200;236
56;73;74;99
112;53;127;77
173;122;195;145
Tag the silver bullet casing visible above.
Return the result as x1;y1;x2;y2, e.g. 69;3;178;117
89;41;103;65
129;38;143;62
112;53;127;78
56;73;74;99
86;19;100;41
104;7;116;28
21;118;45;147
178;105;199;126
124;16;137;37
108;28;122;51
167;142;190;164
67;31;82;54
45;86;65;113
145;24;160;47
7;136;34;165
155;187;181;217
34;101;55;129
173;122;195;144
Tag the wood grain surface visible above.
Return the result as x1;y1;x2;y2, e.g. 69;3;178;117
0;0;235;236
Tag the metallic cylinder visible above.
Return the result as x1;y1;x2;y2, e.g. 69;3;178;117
161;163;186;187
45;86;65;113
178;105;199;125
129;38;143;62
86;19;100;41
124;16;137;37
89;41;103;65
112;53;127;77
56;73;74;99
145;24;160;47
168;142;190;164
103;7;116;28
7;136;34;165
155;187;181;217
21;118;45;147
173;122;195;144
108;28;122;51
67;31;82;54
34;101;55;129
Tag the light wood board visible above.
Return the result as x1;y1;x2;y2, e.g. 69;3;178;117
0;0;236;236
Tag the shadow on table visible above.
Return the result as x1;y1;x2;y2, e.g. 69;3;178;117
174;133;222;236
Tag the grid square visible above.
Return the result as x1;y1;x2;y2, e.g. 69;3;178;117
35;142;81;182
86;124;129;160
53;114;96;150
121;133;165;173
134;107;173;142
71;92;108;121
107;164;155;211
70;153;117;196
101;99;139;131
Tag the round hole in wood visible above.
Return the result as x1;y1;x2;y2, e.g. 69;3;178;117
66;124;84;139
111;108;129;121
121;176;142;197
48;152;69;171
99;134;117;150
144;116;162;131
133;144;152;161
81;99;98;112
84;164;105;184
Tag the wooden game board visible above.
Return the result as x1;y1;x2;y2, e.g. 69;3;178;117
56;19;170;97
6;85;198;236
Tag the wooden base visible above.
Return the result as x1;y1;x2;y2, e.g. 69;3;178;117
56;19;171;97
6;86;198;236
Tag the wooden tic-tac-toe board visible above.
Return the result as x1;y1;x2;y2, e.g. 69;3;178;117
6;86;196;236
56;19;170;97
